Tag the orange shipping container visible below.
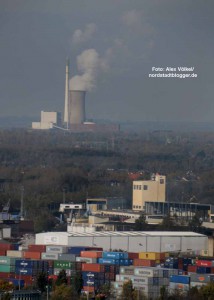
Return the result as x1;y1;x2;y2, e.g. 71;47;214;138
80;251;103;259
83;286;95;293
23;251;41;260
82;263;105;273
133;259;156;267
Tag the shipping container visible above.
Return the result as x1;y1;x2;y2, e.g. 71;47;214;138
190;274;214;283
196;260;214;267
0;250;6;256
0;256;16;265
7;250;23;258
54;260;77;270
58;253;76;261
170;275;190;284
187;265;197;273
196;267;211;274
0;243;15;251
28;244;46;252
102;252;128;259
80;251;103;259
23;251;41;260
133;259;156;267
119;266;135;275
7;278;24;288
41;252;59;260
76;257;97;264
82;263;105;273
169;282;190;292
46;246;67;253
139;252;161;260
127;252;139;259
134;267;164;278
15;260;39;269
0;265;15;273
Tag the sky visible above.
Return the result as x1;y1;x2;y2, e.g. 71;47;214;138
0;0;214;123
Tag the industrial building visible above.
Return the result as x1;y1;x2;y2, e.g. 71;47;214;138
32;59;120;132
132;174;166;211
35;231;208;253
32;111;61;129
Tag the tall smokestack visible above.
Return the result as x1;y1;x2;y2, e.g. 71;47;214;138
64;58;69;128
69;90;86;124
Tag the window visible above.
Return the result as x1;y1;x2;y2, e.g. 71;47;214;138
160;179;164;184
138;185;142;190
143;185;148;190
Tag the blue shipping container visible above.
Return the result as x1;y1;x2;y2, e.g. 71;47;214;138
170;275;190;284
7;278;24;288
102;252;128;259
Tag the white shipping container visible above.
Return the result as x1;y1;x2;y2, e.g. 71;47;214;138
76;257;97;263
169;282;190;292
134;267;163;277
41;252;59;260
7;250;24;258
190;282;206;288
54;268;73;276
120;266;135;275
46;246;67;253
116;274;132;282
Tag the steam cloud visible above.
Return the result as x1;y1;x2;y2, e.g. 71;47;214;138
70;49;108;91
72;23;97;45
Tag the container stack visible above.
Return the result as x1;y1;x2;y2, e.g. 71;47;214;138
169;275;190;294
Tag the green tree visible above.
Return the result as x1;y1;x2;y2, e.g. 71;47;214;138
70;272;83;296
160;214;175;230
120;280;136;300
36;272;48;293
188;213;202;232
134;214;147;230
199;282;214;300
55;269;68;286
50;284;77;300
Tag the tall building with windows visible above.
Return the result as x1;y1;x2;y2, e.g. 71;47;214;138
132;174;166;211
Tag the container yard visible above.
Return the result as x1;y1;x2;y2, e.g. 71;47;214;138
0;238;214;298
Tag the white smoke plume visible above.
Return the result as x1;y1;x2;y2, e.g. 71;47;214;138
70;49;108;91
72;23;97;45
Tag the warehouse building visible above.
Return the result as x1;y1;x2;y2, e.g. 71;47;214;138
36;231;208;253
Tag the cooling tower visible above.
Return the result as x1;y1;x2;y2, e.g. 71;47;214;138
68;90;86;124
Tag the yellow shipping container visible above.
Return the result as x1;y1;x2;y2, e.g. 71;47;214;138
139;252;161;260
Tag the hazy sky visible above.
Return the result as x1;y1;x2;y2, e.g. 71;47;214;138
0;0;214;122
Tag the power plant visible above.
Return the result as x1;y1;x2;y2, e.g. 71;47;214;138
32;59;119;132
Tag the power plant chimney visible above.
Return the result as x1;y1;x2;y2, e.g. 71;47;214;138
69;90;86;124
64;58;69;128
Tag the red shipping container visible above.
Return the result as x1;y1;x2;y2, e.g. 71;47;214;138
28;244;46;252
128;252;139;259
23;251;41;260
80;251;102;259
196;260;214;267
187;265;197;273
0;272;15;279
0;250;6;256
0;244;14;251
82;263;105;273
133;259;156;267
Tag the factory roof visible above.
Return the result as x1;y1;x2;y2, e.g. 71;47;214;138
36;231;206;237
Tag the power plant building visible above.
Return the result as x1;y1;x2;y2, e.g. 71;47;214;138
32;111;61;130
68;90;86;124
132;174;166;211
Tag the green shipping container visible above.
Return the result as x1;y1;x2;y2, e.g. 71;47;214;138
54;260;76;270
0;256;16;265
0;265;15;272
